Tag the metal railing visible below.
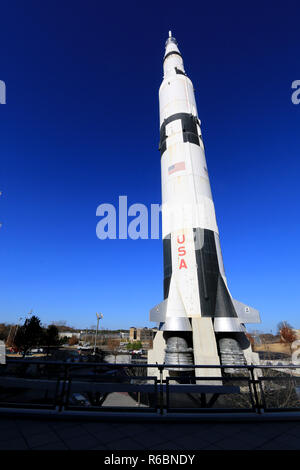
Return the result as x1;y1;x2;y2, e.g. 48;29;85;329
0;360;300;415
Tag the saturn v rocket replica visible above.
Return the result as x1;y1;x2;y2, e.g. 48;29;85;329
148;33;261;376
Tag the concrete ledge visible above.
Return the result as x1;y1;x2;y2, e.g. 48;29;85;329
1;407;300;423
165;384;240;394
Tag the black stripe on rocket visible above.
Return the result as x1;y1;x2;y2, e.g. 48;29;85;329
162;228;237;319
163;235;172;299
159;113;202;156
163;51;183;62
193;228;237;319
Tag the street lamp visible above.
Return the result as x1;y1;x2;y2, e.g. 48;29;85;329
93;312;103;355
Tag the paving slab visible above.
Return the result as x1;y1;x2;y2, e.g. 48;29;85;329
0;416;300;450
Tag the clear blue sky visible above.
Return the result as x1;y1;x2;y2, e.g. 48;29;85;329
0;1;299;332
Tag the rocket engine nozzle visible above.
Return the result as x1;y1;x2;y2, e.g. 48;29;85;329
164;335;194;371
218;336;247;375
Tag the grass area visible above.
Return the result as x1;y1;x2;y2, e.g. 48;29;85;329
254;342;291;355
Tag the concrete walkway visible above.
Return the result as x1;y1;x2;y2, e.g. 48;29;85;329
0;415;300;450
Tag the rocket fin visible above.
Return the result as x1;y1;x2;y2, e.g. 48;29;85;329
150;299;168;323
232;299;261;324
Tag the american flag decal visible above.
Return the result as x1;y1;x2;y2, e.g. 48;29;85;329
168;161;186;175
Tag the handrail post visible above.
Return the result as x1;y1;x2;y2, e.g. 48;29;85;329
249;365;261;414
158;364;164;415
59;363;68;412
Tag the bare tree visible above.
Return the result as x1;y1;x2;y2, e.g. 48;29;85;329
278;322;296;354
245;333;255;348
69;335;79;346
107;338;120;363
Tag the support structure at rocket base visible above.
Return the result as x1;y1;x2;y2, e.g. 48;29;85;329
148;33;261;379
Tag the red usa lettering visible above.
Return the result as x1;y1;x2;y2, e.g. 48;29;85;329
177;234;187;269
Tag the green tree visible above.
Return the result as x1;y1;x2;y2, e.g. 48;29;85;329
126;341;142;351
42;324;60;356
14;315;43;357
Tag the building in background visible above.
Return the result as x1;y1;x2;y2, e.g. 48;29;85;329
129;327;154;349
58;331;80;340
120;331;130;339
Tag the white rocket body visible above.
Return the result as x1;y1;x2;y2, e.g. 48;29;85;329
150;33;260;363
